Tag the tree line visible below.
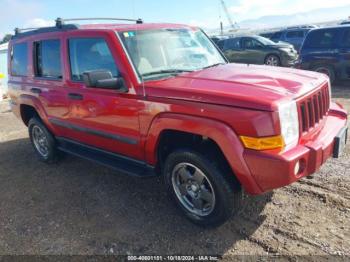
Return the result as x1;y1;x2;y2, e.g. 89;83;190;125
0;34;12;45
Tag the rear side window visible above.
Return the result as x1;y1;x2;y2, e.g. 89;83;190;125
11;43;28;76
271;32;282;40
304;29;337;48
286;30;304;38
34;40;62;79
68;38;118;81
341;29;350;47
223;38;240;51
217;40;225;50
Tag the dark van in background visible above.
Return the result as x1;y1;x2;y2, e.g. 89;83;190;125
296;25;350;83
269;28;312;51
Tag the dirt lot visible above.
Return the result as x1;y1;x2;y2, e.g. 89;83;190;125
0;83;349;260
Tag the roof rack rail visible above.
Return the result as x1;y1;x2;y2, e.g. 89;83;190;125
55;17;143;28
13;17;144;39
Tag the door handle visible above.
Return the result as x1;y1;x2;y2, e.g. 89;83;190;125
68;93;84;100
30;88;42;94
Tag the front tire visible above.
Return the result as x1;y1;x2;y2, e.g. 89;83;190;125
163;150;242;227
265;54;281;66
28;117;58;163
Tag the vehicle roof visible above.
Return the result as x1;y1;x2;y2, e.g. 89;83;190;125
307;24;350;32
11;23;198;41
219;35;264;40
79;23;196;31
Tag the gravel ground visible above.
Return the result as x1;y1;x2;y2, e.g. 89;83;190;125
0;83;349;260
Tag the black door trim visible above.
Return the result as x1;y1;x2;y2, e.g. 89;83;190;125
49;118;138;145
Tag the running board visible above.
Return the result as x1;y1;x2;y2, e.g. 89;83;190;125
56;137;156;178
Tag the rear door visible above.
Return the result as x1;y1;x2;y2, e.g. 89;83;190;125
222;38;242;62
338;28;350;80
61;32;143;160
26;35;69;137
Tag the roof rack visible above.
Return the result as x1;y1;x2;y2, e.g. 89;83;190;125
13;17;144;38
55;17;143;28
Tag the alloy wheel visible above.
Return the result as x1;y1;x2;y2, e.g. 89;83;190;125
32;125;50;158
265;56;279;66
171;162;216;216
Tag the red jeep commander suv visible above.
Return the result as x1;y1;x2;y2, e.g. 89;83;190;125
8;18;348;227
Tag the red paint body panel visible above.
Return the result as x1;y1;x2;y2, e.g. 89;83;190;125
7;23;348;195
244;102;347;192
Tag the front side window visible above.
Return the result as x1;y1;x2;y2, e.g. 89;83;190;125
242;38;263;49
68;38;118;81
118;29;226;80
11;42;28;76
34;39;62;79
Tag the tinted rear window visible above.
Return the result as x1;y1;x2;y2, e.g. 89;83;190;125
223;38;240;50
34;39;62;79
304;29;337;48
271;32;282;40
286;30;304;38
11;42;28;76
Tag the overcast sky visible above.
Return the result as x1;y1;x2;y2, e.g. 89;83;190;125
0;0;350;38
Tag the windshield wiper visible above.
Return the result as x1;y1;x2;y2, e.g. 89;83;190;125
141;69;193;77
201;63;226;70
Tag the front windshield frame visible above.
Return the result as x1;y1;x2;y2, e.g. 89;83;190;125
117;28;227;82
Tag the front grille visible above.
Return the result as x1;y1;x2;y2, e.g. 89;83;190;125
298;83;330;133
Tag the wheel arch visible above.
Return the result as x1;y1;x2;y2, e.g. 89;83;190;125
144;113;263;194
310;63;337;79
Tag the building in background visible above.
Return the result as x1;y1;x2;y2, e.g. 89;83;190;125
0;43;8;101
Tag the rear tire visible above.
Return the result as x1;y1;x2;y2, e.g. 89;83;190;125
163;150;243;227
28;117;58;163
312;65;336;83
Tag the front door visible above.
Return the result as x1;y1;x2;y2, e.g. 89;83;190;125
61;33;143;160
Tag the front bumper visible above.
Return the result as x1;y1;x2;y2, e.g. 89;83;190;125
280;53;298;67
243;102;348;193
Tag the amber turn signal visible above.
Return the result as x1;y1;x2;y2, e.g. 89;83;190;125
240;135;284;150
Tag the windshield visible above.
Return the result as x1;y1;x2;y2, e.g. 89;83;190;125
118;28;226;80
255;36;277;45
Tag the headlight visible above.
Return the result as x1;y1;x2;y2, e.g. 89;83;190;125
279;48;291;53
278;100;299;148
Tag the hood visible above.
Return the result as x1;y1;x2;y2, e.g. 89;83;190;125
145;63;328;111
267;43;295;50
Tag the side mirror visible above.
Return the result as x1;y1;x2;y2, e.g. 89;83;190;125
83;70;128;93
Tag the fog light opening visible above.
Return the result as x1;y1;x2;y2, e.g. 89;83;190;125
294;159;306;176
294;161;300;176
